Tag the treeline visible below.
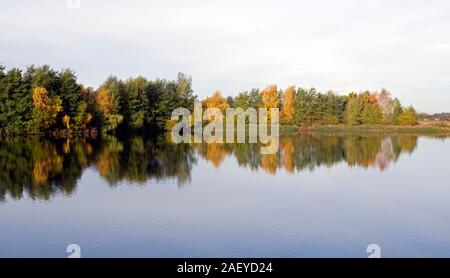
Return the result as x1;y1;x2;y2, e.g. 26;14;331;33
1;64;419;136
204;86;419;126
0;65;195;135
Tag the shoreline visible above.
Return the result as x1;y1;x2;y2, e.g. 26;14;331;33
1;124;449;139
311;124;450;136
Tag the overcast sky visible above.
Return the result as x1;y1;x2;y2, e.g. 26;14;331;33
0;0;449;113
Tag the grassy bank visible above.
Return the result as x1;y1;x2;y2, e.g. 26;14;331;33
312;124;450;136
280;125;300;135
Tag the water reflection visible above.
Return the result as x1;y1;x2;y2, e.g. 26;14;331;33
0;134;420;201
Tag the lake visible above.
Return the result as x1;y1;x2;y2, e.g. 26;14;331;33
0;134;449;258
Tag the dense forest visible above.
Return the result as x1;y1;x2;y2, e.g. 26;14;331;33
0;65;196;136
0;65;419;136
206;86;418;127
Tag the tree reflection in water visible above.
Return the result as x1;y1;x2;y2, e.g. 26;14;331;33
0;134;420;201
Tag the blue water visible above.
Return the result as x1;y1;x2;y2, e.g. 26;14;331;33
0;135;449;257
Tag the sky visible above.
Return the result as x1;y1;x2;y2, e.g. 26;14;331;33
0;0;449;113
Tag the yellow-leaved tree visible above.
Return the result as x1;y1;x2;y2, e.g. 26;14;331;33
96;89;123;133
281;86;295;124
397;107;418;126
260;85;279;121
202;91;230;125
203;91;230;110
29;87;63;133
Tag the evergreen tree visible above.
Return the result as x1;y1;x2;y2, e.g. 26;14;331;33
124;76;149;130
392;98;403;123
59;69;81;118
25;65;60;96
0;68;32;133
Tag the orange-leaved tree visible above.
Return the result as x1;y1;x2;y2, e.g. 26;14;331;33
260;85;279;121
96;89;123;133
203;91;230;111
29;87;63;133
281;86;295;124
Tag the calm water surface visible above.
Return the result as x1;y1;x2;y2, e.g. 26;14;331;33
0;134;449;257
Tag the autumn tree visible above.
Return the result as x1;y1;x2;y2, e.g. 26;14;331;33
29;87;63;133
96;89;123;134
260;85;279;121
345;93;362;126
360;92;382;124
377;89;396;124
345;92;383;125
397;107;418;126
0;63;423;135
203;91;230;110
281;86;295;125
